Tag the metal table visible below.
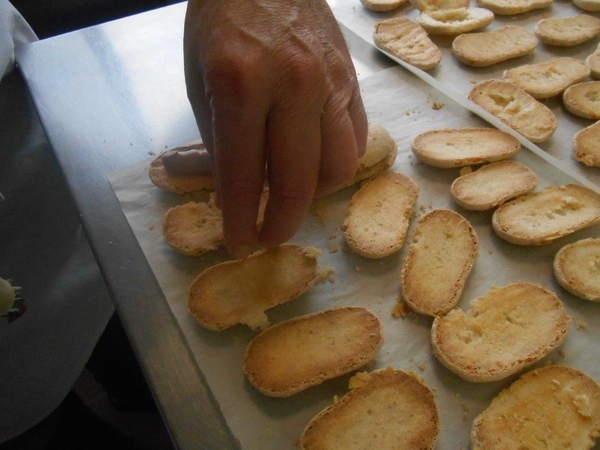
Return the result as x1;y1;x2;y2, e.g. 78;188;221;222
16;3;393;448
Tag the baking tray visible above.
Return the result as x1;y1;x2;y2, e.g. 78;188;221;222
330;0;600;190
109;63;600;449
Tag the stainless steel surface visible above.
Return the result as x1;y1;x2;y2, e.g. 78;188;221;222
16;3;393;449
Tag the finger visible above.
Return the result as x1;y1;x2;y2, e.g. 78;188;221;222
348;87;369;158
314;92;361;197
184;65;220;202
210;84;268;259
258;105;322;249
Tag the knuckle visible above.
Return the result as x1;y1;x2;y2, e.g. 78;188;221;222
203;50;262;104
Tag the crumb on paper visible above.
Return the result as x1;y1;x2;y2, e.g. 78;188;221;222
319;265;335;283
558;349;567;358
432;102;444;110
148;224;155;231
310;200;328;224
488;248;494;255
576;319;588;330
459;166;472;176
328;273;336;283
392;299;411;318
418;362;426;371
148;150;156;156
469;78;478;84
462;403;469;412
327;242;339;253
354;266;361;273
333;395;340;404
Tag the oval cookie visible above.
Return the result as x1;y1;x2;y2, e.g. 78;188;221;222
452;26;537;68
149;143;214;194
401;209;479;317
432;283;570;382
188;245;321;331
343;171;419;259
503;57;591;100
469;80;557;143
472;366;600;449
554;238;600;302
244;307;384;397
451;160;538;211
300;367;439;450
373;17;442;70
411;127;521;168
492;184;600;245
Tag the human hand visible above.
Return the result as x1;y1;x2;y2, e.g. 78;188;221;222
183;0;368;259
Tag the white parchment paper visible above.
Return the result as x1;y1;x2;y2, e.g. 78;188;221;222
329;0;600;190
109;65;600;449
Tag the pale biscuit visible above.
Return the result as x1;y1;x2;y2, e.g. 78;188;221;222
452;26;537;67
410;0;469;11
451;160;538;211
149;143;214;194
343;171;419;259
472;366;600;449
432;283;570;382
574;120;600;167
585;43;600;79
418;7;494;35
554;237;600;302
300;367;439;450
503;57;591;100
468;80;557;143
162;191;268;256
575;0;600;12
373;17;442;71
188;245;321;331
476;0;551;14
411;127;521;168
361;0;407;11
344;123;398;188
563;81;600;120
243;307;384;397
401;209;479;317
535;14;600;47
492;184;600;245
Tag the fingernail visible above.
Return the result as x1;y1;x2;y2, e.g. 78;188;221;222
230;245;254;260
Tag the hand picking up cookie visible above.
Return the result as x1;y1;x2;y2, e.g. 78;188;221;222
471;365;600;449
300;367;439;450
432;282;570;382
188;245;321;331
373;17;442;70
554;237;600;302
492;184;600;245
411;127;521;168
401;209;478;317
149;143;214;194
243;306;383;397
